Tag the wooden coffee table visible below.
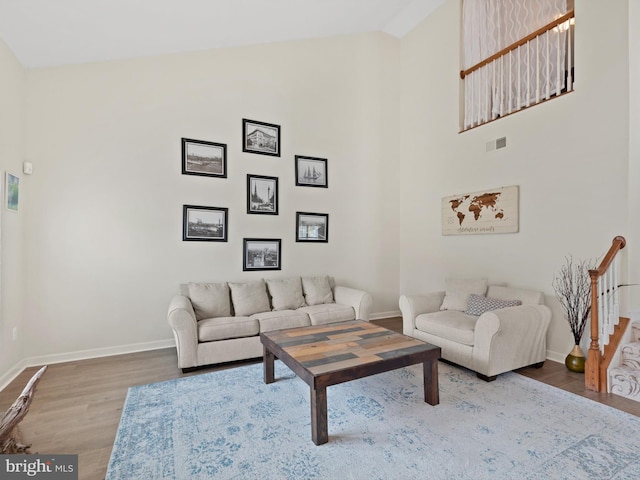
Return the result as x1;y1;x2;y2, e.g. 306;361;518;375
260;320;441;445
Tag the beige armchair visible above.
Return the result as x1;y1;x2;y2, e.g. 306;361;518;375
399;283;551;381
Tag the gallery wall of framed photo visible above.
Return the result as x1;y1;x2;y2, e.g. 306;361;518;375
181;118;330;272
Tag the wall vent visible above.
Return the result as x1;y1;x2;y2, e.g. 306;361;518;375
496;136;507;149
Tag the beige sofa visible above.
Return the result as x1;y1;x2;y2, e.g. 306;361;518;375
399;279;551;381
168;275;372;371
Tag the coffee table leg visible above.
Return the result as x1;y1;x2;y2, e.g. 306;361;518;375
263;346;275;384
423;360;439;405
311;385;328;445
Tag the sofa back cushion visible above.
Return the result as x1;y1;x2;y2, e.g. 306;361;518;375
440;278;488;311
301;276;334;306
464;294;522;316
266;277;307;311
487;285;544;305
187;282;231;320
229;280;271;316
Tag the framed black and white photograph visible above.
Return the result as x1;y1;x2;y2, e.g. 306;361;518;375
296;212;329;242
247;174;278;215
183;205;228;242
295;155;327;188
243;238;281;271
181;138;227;178
242;119;280;157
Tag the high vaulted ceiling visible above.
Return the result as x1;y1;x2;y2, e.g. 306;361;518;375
0;0;445;68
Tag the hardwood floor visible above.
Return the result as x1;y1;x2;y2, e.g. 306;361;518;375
2;317;639;479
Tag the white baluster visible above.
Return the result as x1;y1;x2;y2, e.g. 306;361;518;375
556;29;561;96
545;31;550;100
567;27;573;91
535;36;540;104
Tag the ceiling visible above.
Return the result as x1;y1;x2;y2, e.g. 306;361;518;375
0;0;445;69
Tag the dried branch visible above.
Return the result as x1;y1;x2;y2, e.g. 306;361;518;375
552;256;596;345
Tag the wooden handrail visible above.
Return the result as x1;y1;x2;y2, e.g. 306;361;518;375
585;235;626;392
590;235;626;277
460;10;574;79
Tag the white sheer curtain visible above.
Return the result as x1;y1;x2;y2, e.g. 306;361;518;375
462;0;570;129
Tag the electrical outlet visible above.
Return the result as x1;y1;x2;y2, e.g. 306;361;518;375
12;327;18;341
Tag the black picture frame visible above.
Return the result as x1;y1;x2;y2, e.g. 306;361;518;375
181;138;227;178
242;119;280;157
296;212;329;242
183;205;228;242
295;155;327;188
243;238;281;271
247;174;278;215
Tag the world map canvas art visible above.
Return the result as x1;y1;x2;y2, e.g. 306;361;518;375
442;185;519;235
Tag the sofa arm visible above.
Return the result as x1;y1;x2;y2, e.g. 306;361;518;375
167;295;198;369
334;286;373;321
399;292;446;336
473;304;552;377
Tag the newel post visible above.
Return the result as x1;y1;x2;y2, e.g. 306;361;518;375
585;269;600;391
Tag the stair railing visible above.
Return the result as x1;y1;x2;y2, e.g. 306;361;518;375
586;236;626;391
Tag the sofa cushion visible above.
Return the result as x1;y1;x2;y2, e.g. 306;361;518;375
465;294;522;316
251;310;310;332
415;310;478;346
440;278;488;312
187;282;231;320
302;275;334;305
228;280;271;316
487;285;544;305
266;277;306;311
298;304;355;325
198;316;259;342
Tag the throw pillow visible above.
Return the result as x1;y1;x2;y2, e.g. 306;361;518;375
301;276;334;306
266;277;306;311
440;278;488;311
228;280;271;317
187;282;231;320
465;294;522;316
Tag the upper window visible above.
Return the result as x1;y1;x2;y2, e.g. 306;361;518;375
460;0;575;131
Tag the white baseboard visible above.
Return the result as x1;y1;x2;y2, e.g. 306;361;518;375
0;339;175;393
546;350;566;364
0;359;29;393
369;310;401;320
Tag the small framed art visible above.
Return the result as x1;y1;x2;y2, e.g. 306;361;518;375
6;172;19;212
296;212;329;242
247;174;278;215
295;155;327;188
243;238;281;271
183;205;228;242
182;138;227;178
242;119;280;157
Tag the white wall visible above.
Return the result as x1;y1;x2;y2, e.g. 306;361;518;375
0;39;26;382
21;33;401;360
398;0;630;360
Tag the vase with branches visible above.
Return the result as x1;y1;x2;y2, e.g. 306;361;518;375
552;256;596;372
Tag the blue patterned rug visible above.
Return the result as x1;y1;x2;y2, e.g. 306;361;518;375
107;361;640;479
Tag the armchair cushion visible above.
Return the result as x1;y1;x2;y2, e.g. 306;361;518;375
464;294;522;316
302;276;334;305
440;278;488;311
266;277;306;311
487;285;544;305
415;310;478;346
187;282;231;320
229;280;271;316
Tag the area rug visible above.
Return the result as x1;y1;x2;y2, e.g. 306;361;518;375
106;361;640;480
